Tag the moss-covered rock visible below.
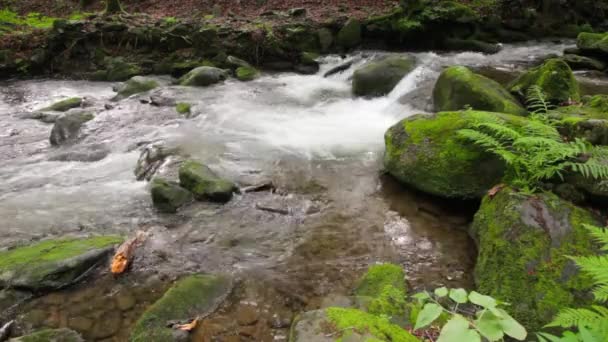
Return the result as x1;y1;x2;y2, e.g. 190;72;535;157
40;97;82;112
130;274;232;342
562;54;606;71
9;328;84;342
433;66;527;115
113;76;159;100
49;110;94;146
178;160;237;203
97;57;142;82
470;187;598;330
354;264;407;317
150;177;192;213
226;55;251;69
577;32;608;57
317;28;333;52
235;66;259;81
508;59;580;104
179;66;227;87
175;102;191;115
336;19;361;49
384;111;527;198
352;56;416;97
0;236;122;291
289;308;418;342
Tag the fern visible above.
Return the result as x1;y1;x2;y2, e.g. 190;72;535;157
526;85;556;122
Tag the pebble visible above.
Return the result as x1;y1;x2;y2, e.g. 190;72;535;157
236;304;259;326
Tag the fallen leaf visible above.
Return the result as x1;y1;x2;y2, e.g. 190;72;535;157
175;319;198;331
488;184;506;199
111;231;147;275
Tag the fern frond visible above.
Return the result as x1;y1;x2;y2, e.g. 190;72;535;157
569;255;608;286
593;285;608;303
472;122;522;143
582;224;608;251
546;307;605;328
522;120;561;140
526;85;555;115
570;161;608;180
458;129;503;150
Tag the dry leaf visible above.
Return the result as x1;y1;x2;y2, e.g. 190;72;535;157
175;319;198;331
488;184;506;199
111;231;147;275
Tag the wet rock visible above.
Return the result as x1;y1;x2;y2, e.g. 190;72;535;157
384;111;520;198
0;236;122;291
352;56;416;97
317;28;333;52
235;66;259;81
49;110;94;146
226;55;251;69
323;59;354;78
443;38;501;54
68;316;93;331
115;291;137;311
150;177;193;213
294;64;319;75
179;160;237;203
336;19;361;49
0;289;31;316
8;328;84;342
134;143;178;181
470;187;599;330
48;143;110;162
113;76;159;100
90;310;122;339
562;54;606;71
508;58;580;104
433;66;527;115
129;274;232;341
179;66;227;87
40;97;82;112
16;111;60;123
150;93;177;107
236;304;258;326
0;320;13;341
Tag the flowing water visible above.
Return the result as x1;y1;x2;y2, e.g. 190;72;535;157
0;41;595;340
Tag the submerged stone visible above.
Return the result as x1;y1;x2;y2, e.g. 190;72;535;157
113;76;159;100
508;58;580;104
433;66;527;115
150;177;192;213
40;97;82;112
178;160;237;203
130;274;232;342
8;328;84;342
470;187;598;330
352;56;416;97
49;110;94;146
179;66;227;87
0;236;122;291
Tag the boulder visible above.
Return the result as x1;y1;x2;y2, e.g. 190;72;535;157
508;59;580;104
317;28;333;52
577;32;608;58
384;111;528;198
48;143;110;162
235;66;259;81
179;66;227;87
470;187;599;330
17;111;60;123
178;160;237;203
0;236;122;291
336;19;361;49
289;308;418;342
226;55;251;69
130;274;232;342
9;328;83;342
49;110;94;146
433;66;527;115
40;97;82;112
113;76;159;100
354;264;406;316
352;56;416;97
558;117;608;146
96;57;142;82
150;178;192;213
562;54;606;71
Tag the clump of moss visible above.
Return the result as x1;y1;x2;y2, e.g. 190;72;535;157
176;102;191;115
508;59;580;104
41;97;82;112
326;307;418;341
235;66;259;81
355;263;407;316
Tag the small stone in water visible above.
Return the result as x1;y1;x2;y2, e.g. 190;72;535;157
236;304;259;326
115;292;137;311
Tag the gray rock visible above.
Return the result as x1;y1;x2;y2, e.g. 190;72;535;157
179;66;227;87
179;160;237;203
49;110;94;146
352;56;416;97
16;111;60;123
113;76;159;100
226;55;251;69
135;143;178;181
150;177;193;213
48;143;110;162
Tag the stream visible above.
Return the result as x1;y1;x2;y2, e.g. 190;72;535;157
0;40;601;341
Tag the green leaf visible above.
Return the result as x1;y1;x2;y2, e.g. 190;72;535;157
414;303;443;330
469;291;497;309
449;288;468;304
412;291;430;303
475;310;504;341
536;332;563;342
496;308;526;340
434;287;448;298
437;315;481;342
579;325;599;342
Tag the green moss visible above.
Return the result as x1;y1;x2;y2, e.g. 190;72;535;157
326;307;418;342
150;177;192;213
433;66;526;115
355;264;407;316
577;32;608;55
115;76;159;98
176;102;191;114
235;66;258;81
12;328;83;342
420;1;479;24
384;111;526;198
178;160;236;202
470;187;597;330
508;59;580;104
130;274;231;342
41;97;82;112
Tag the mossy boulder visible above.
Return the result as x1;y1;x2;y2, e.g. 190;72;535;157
289;308;418;342
235;66;259;81
317;28;333;52
0;236;122;291
226;55;251;69
9;328;84;342
175;102;191;115
336;19;361;49
384;111;526;198
49;110;94;146
352;56;416;97
354;264;407;316
150;178;192;213
113;76;159;100
470;187;599;330
98;57;142;82
179;66;227;87
40;97;82;112
433;66;527;115
130;274;232;342
562;54;606;71
178;160;237;203
577;32;608;57
508;59;580;104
